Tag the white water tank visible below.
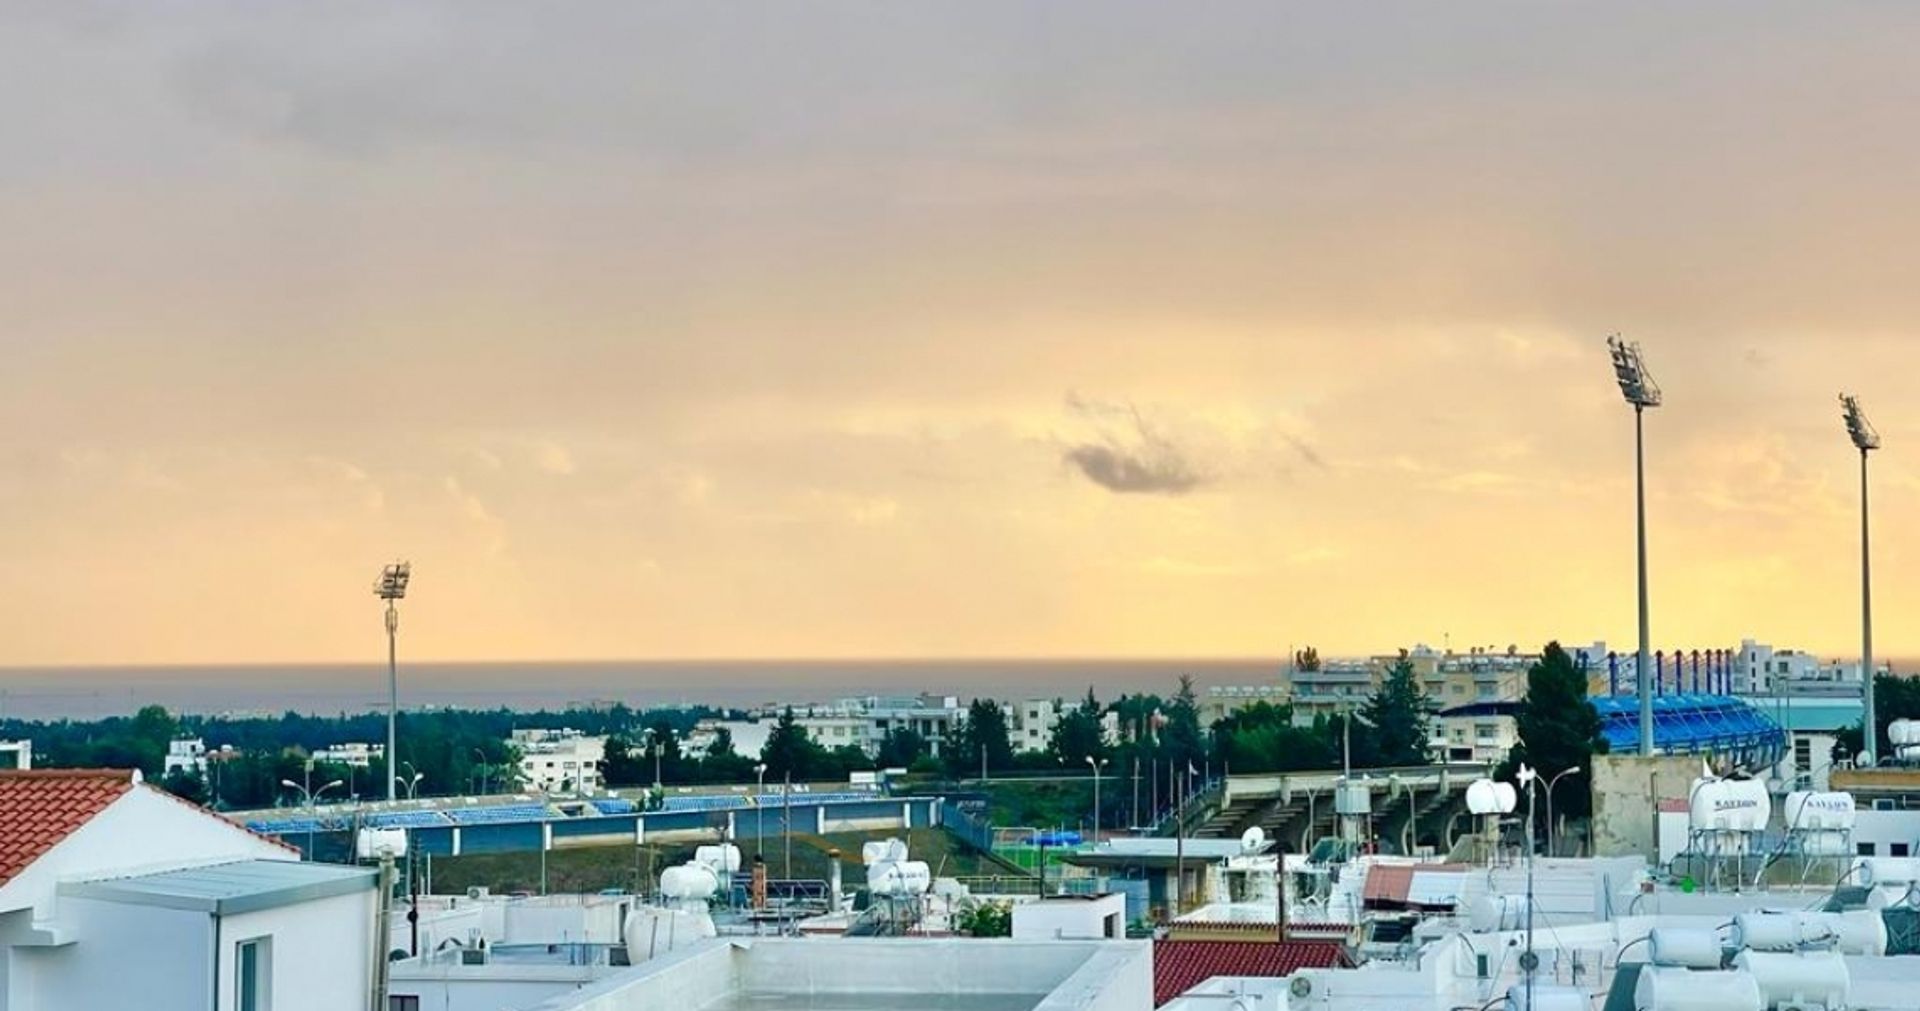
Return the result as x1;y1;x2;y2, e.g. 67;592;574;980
1334;781;1371;815
1855;856;1920;887
1731;951;1849;1010
1466;779;1518;815
659;863;720;900
1888;719;1920;747
1739;910;1888;956
861;838;909;866
1469;894;1529;932
1783;792;1856;833
1689;778;1771;833
694;844;742;874
1650;927;1724;969
355;827;408;859
867;859;931;896
1633;967;1763;1011
1503;984;1586;1011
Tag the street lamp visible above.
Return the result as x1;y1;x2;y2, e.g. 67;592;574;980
1607;336;1662;756
1084;756;1108;839
1842;394;1882;767
401;771;425;801
374;561;411;802
281;775;345;858
471;748;490;796
1545;766;1583;857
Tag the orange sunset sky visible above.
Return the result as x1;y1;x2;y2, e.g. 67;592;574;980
4;4;1919;667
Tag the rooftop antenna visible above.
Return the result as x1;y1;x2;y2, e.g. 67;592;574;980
1842;394;1881;767
1606;336;1661;757
375;561;412;803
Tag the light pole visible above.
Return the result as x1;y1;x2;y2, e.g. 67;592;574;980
471;748;489;796
1843;394;1882;766
754;763;767;859
402;771;425;801
281;774;344;858
1545;766;1582;857
1607;337;1662;756
374;562;412;802
1085;756;1108;839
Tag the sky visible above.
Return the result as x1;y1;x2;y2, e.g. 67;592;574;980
5;3;1920;666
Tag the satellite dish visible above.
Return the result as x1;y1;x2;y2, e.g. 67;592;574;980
1856;751;1872;769
1241;826;1267;852
1290;977;1313;998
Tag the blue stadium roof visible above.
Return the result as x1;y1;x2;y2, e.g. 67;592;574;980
1592;694;1787;765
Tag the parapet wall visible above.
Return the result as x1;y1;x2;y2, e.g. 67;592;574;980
1591;754;1701;863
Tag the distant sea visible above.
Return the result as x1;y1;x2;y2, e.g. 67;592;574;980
0;659;1285;721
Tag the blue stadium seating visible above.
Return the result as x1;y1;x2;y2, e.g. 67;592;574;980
588;798;637;816
447;804;551;825
1591;694;1787;767
366;810;453;829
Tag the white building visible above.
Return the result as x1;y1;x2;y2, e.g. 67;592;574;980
1734;639;1825;695
312;741;385;768
163;738;208;776
1010;893;1127;940
1013;699;1060;753
513;729;606;794
0;768;377;1011
0;742;28;771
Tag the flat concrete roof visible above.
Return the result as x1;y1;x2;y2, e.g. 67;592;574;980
61;859;375;916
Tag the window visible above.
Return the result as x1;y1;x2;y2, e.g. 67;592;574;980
1893;843;1911;857
1794;738;1812;773
237;937;272;1011
390;998;421;1011
1858;842;1876;856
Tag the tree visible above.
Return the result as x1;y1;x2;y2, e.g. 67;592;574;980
954;899;1012;937
876;727;928;768
1358;658;1433;767
759;708;818;781
1835;671;1920;763
951;699;1014;776
1294;646;1322;672
160;768;209;806
1049;688;1108;767
1500;641;1608;823
601;735;649;788
1209;702;1340;773
1160;676;1206;772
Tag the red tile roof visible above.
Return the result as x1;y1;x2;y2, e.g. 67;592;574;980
1152;940;1352;1006
0;770;136;887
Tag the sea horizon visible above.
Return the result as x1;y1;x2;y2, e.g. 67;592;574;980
0;657;1291;721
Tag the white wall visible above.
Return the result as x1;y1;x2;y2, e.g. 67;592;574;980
1012;896;1126;941
13;898;211;1011
0;785;294;921
1852;810;1920;857
219;889;376;1011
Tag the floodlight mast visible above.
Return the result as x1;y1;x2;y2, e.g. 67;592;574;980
1607;336;1660;757
375;562;411;802
1842;395;1880;766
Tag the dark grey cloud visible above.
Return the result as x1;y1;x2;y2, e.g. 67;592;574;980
1061;398;1206;495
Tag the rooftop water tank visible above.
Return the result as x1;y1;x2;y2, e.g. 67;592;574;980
866;859;931;896
1650;927;1724;969
1855;856;1920;888
1888;719;1920;747
1783;792;1856;833
1689;778;1770;834
1469;894;1529;933
861;838;909;866
659;863;720;901
355;827;408;860
1466;779;1518;815
1633;967;1763;1011
1731;951;1849;1010
694;844;742;874
1334;781;1371;816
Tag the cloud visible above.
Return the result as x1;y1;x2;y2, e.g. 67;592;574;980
1061;398;1207;495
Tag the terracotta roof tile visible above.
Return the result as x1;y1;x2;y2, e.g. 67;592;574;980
1152;940;1351;1006
0;770;136;887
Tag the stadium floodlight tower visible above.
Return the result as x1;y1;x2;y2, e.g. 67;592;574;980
1842;394;1882;766
1608;336;1662;756
375;561;412;802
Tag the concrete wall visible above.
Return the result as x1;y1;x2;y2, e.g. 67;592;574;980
392;963;608;1011
219;889;377;1011
13;898;210;1011
1591;754;1700;862
1012;895;1126;940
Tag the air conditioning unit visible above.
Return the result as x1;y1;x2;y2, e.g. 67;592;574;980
459;948;488;966
467;886;490;900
